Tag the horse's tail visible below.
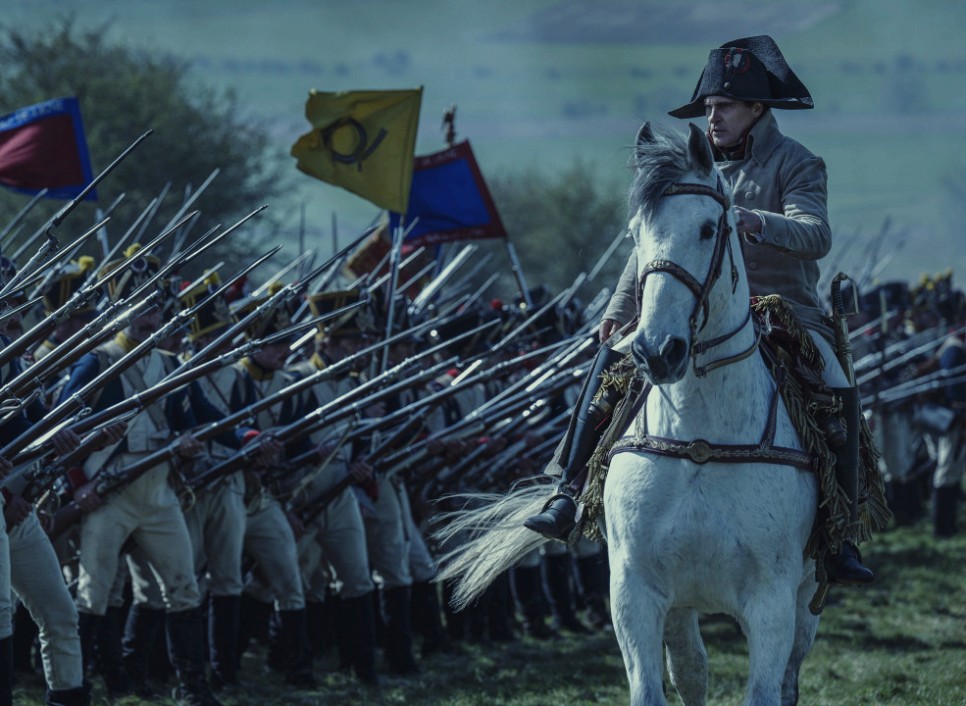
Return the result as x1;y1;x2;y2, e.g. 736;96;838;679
432;483;549;611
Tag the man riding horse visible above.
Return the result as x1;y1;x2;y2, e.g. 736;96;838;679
524;34;874;585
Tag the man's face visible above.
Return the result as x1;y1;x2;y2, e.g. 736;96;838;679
704;97;762;149
126;307;162;342
253;341;290;371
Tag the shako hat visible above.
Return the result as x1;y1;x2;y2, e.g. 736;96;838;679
668;35;813;119
179;273;234;342
103;244;162;301
307;289;376;339
42;256;98;314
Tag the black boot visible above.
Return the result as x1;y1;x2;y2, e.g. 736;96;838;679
545;553;591;634
512;565;554;639
305;600;329;661
0;636;12;706
93;607;133;697
411;581;450;656
208;596;240;689
826;387;875;585
12;603;40;682
383;587;419;675
275;610;316;688
524;345;623;540
167;607;222;706
45;683;91;706
235;595;272;664
933;484;959;538
576;552;611;630
340;593;378;684
122;603;166;699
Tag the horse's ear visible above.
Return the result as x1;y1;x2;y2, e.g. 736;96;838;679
687;122;714;176
636;122;656;147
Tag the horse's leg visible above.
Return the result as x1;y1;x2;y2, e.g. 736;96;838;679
738;589;797;706
781;572;820;706
610;560;669;706
664;608;708;706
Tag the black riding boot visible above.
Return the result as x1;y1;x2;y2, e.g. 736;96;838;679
235;594;272;664
524;345;624;540
826;387;875;584
122;603;166;699
341;592;378;684
411;581;449;656
208;596;240;689
45;683;91;706
0;636;12;706
932;484;959;538
93;607;133;697
545;552;590;633
383;587;419;675
274;609;316;688
167;607;222;706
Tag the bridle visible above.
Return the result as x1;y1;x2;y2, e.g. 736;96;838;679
613;174;810;471
635;174;760;377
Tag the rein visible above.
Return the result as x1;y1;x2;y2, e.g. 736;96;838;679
636;177;759;377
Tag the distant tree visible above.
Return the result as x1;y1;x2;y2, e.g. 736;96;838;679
0;18;288;273
485;159;631;303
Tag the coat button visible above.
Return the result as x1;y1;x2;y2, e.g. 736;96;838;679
747;261;759;271
744;190;755;200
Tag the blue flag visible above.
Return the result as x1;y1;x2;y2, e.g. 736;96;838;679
389;140;506;247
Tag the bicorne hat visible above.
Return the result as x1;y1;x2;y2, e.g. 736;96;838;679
668;35;813;119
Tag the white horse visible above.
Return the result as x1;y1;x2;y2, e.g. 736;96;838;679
437;122;820;706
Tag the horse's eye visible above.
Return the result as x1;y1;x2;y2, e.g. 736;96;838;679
700;223;715;241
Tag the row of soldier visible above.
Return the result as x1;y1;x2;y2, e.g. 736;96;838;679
848;273;966;538
0;222;614;706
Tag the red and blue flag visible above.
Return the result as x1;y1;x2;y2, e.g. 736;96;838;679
0;96;96;200
389;140;506;247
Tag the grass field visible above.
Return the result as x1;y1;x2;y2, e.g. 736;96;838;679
14;512;966;705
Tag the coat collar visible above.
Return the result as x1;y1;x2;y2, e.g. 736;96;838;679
742;110;784;167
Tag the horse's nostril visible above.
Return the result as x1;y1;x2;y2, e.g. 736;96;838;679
659;336;688;367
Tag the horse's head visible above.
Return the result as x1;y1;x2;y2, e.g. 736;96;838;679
627;122;747;385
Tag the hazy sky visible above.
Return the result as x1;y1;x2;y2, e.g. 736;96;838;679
6;0;965;286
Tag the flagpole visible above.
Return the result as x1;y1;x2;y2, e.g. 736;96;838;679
504;239;533;309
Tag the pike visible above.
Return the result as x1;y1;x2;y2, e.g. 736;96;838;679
0;131;153;300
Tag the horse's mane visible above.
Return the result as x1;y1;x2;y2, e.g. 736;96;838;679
627;123;693;221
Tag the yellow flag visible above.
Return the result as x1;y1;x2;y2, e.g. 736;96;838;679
291;88;422;213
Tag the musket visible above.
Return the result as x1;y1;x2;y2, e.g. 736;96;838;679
409;244;478;317
185;317;503;490
0;188;48;249
853;324;946;374
0;296;43;328
0;131;152;300
378;346;586;475
291;408;433;525
250;250;315;298
862;361;966;408
855;335;948;388
0;214;219;401
158;168;220;257
0;218;107;306
0;209;196;371
392;367;582;487
2;244;280;433
0;210;262;449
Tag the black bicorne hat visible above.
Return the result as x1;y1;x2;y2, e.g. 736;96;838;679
668;35;813;119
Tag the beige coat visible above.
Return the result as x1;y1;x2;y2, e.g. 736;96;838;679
605;110;833;335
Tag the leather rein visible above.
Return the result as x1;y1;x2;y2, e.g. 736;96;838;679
636;176;760;378
616;177;812;471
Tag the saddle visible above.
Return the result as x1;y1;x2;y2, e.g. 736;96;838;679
578;296;891;609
